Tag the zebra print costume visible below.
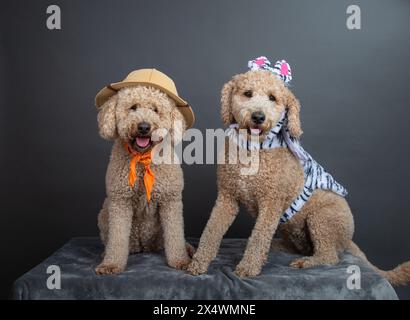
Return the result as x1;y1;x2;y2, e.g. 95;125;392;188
226;111;348;223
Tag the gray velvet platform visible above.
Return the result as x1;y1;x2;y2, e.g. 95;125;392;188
12;237;398;300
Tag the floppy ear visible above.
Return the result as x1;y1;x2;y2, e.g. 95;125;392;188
220;80;235;126
285;88;303;139
97;94;118;140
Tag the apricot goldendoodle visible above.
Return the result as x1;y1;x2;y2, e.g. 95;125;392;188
94;70;194;275
187;57;410;285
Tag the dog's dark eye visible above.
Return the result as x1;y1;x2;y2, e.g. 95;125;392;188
269;94;276;102
153;106;159;113
243;90;253;98
130;104;138;110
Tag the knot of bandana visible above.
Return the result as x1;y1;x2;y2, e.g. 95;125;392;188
248;56;292;85
125;144;155;202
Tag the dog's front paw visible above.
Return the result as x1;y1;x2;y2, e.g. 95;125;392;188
186;258;208;276
234;260;261;278
95;262;125;275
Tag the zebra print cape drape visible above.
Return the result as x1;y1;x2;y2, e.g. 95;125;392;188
226;111;348;223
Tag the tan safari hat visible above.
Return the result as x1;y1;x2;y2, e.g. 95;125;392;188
95;68;195;128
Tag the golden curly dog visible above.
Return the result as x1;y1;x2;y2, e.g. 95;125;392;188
95;85;192;275
187;69;410;285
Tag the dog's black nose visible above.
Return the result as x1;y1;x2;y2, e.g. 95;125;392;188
137;122;151;135
251;111;266;124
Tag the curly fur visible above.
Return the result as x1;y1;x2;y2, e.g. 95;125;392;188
187;70;410;285
95;85;191;275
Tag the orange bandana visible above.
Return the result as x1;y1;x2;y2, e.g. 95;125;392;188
125;143;155;202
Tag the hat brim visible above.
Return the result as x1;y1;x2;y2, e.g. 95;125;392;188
95;81;195;128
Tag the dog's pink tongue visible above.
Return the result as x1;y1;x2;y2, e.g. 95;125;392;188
136;137;150;148
250;128;262;135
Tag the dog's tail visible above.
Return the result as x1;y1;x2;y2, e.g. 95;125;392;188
347;240;410;286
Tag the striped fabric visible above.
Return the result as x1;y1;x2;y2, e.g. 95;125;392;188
226;112;348;223
248;56;292;85
272;59;292;84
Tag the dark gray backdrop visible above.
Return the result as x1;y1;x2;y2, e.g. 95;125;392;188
1;0;410;299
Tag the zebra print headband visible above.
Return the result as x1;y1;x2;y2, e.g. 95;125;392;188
248;56;292;85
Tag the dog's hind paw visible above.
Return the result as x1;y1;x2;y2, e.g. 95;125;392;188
168;254;191;270
290;255;338;269
186;243;196;258
290;257;315;268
